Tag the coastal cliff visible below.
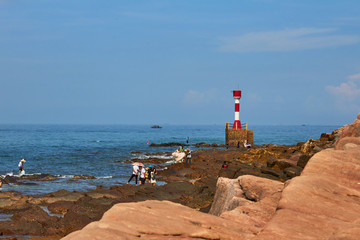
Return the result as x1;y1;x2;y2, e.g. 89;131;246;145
62;113;360;239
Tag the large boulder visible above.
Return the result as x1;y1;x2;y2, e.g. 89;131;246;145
254;141;360;239
209;175;284;234
62;200;254;240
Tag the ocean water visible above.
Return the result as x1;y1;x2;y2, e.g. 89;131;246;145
0;124;339;195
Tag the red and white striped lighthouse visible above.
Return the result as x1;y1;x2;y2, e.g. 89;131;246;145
232;90;242;129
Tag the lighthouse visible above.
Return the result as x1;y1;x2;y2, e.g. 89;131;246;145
233;90;241;129
225;89;253;147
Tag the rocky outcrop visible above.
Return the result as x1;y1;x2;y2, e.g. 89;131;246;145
209;175;284;234
334;112;360;143
255;142;360;240
62;200;255;240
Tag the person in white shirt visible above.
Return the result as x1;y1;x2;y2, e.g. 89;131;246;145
138;166;146;185
127;165;139;184
18;158;26;175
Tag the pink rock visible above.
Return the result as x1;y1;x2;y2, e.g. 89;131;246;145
62;200;254;240
255;143;360;240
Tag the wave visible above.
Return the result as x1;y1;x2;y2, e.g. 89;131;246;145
96;176;113;179
131;153;173;160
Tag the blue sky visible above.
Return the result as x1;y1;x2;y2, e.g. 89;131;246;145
1;0;360;125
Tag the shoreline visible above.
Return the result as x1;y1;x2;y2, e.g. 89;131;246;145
0;133;337;239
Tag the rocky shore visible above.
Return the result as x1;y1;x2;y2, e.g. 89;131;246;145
0;115;357;239
62;113;360;240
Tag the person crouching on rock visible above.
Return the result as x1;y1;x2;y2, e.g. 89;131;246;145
222;161;228;169
138;166;146;185
18;158;26;175
127;165;139;185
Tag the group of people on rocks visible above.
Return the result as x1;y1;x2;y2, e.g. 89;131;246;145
127;164;157;186
178;146;192;164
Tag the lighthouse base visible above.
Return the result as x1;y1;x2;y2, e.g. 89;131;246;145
232;120;242;129
226;123;253;147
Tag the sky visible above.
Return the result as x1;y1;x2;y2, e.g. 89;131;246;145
1;0;360;125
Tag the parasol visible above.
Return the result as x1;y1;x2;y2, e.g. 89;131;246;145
132;162;144;167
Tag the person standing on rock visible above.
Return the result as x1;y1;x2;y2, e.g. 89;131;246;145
18;158;26;175
148;165;157;186
138;166;146;185
185;148;192;165
127;164;139;185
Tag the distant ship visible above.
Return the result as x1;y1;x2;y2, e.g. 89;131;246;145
151;125;162;129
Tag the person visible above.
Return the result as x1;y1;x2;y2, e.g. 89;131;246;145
226;143;229;150
18;158;26;175
186;137;189;144
179;146;184;152
244;140;252;149
127;164;139;184
222;161;228;169
185;148;192;165
138;165;146;185
237;142;240;148
147;165;157;186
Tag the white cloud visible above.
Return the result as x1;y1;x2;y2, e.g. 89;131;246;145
326;77;360;112
326;79;360;99
219;28;360;53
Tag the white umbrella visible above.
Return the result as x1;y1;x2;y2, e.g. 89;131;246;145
132;162;144;167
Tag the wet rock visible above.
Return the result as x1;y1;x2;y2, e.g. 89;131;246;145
71;175;96;180
2;175;18;184
22;173;59;181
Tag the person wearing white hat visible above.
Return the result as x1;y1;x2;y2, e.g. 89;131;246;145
18;158;26;175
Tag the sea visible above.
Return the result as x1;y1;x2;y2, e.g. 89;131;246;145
0;124;340;195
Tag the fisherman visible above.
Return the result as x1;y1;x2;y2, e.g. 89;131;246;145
18;158;26;175
127;164;139;185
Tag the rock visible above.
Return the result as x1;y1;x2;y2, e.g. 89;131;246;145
296;154;311;168
255;140;360;239
22;173;59;181
283;166;302;178
62;200;255;240
208;177;244;216
335;137;360;150
334;112;360;146
71;175;96;180
266;158;297;171
319;132;334;142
